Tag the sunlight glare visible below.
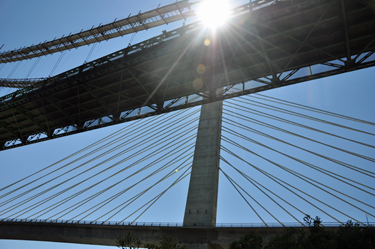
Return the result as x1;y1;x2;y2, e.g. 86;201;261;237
196;0;230;28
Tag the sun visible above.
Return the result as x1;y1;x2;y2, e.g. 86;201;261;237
196;0;230;29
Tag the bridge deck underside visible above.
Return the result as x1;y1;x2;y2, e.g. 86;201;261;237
1;0;374;149
0;221;341;248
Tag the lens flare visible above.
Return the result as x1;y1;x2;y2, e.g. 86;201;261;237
193;78;204;90
196;0;230;28
197;64;206;75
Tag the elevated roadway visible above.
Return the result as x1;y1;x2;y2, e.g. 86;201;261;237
1;0;375;149
0;220;341;248
0;0;195;63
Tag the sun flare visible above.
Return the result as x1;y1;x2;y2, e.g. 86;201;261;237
196;0;230;28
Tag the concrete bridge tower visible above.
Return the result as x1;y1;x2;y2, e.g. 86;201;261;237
183;99;223;229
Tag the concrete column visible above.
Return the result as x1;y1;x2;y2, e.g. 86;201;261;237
183;100;223;228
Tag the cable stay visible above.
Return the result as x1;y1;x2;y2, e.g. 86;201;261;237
254;93;375;127
221;138;373;225
56;146;193;222
221;94;375;224
96;151;194;223
25;57;42;79
222;116;375;179
220;156;305;227
116;161;192;224
220;167;281;227
221;145;345;225
233;96;375;137
0;108;199;221
49;51;66;77
1;112;194;203
0;116;198;216
222;130;375;211
39;145;193;221
122;167;191;224
224;101;375;150
223;125;375;195
0;107;198;199
0;112;152;195
222;105;375;176
0;0;195;64
43;151;192;221
84;43;97;63
7;61;22;78
223;109;375;164
6;132;195;220
71;162;189;223
21;137;196;221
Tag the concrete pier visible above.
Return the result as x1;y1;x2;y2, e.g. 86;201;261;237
183;101;223;228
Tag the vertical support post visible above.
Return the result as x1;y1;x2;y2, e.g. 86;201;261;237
183;100;223;227
340;0;351;61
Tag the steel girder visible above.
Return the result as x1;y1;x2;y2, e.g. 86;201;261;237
0;0;375;150
0;0;195;63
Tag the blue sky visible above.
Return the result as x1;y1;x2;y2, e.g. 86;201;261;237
1;0;375;248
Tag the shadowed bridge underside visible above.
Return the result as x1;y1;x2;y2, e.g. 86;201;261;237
1;0;375;150
0;220;342;248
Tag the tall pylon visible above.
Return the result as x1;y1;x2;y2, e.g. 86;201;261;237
183;99;223;228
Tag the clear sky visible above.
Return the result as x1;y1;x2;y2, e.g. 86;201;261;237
0;0;375;248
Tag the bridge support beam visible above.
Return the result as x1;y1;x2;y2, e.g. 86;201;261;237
1;221;337;248
183;100;223;228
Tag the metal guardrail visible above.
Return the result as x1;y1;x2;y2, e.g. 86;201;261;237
0;0;278;104
0;0;195;63
1;218;373;227
0;77;45;88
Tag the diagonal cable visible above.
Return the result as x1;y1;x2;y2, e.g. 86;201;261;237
222;112;375;178
224;101;375;150
254;93;375;126
222;138;370;224
220;156;305;226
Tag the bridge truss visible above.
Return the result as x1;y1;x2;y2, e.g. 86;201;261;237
0;0;375;150
0;0;195;64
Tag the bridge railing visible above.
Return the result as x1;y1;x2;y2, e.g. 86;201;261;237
0;0;278;105
1;218;374;228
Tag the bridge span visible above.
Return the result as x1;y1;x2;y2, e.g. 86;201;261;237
0;220;341;248
1;0;375;150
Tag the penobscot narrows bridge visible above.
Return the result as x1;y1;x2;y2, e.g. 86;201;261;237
0;0;374;248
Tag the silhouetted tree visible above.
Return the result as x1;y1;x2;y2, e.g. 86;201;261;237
301;215;336;249
230;232;263;249
144;236;185;249
116;233;185;249
335;220;375;249
117;232;142;249
264;227;305;249
229;215;375;249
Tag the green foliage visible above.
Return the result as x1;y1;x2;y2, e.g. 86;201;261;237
302;215;336;249
335;220;375;249
264;228;305;249
230;215;375;249
144;235;186;249
229;232;263;249
116;233;185;249
117;232;142;249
